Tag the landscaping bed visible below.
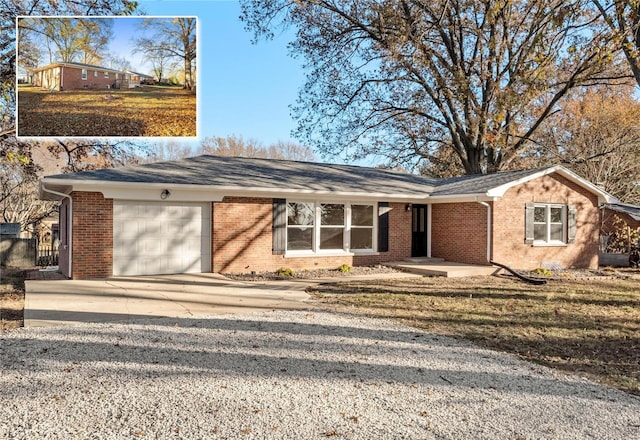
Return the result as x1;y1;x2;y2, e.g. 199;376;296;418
225;264;401;281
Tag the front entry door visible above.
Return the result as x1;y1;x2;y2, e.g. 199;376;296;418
412;204;428;257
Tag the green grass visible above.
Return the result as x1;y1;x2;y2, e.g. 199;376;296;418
308;272;640;395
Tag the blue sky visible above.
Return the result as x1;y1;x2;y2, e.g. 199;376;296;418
135;0;305;149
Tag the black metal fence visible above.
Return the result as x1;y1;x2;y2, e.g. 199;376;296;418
36;244;59;266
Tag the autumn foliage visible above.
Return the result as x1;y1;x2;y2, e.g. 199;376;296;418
17;85;196;137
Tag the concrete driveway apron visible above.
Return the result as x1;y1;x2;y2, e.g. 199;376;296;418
24;273;313;327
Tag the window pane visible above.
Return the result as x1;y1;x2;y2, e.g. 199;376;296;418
287;202;314;226
534;224;546;240
320;228;344;249
550;224;563;241
534;206;546;223
351;205;373;226
351;228;373;250
287;227;313;250
321;204;344;225
550;207;562;223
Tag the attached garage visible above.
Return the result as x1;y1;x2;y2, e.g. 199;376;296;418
113;201;211;276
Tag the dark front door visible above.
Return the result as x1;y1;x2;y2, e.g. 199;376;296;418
412;204;428;257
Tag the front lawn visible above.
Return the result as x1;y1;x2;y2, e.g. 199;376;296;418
17;85;196;137
308;271;640;395
0;268;26;332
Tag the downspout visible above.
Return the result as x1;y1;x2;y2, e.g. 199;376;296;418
41;183;72;277
477;201;492;263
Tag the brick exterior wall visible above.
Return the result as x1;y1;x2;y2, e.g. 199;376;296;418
431;202;489;265
492;173;599;269
71;191;113;279
35;65;120;91
212;197;412;273
61;66;118;90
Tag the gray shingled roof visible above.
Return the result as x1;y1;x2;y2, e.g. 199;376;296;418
431;167;550;196
603;203;640;221
45;155;440;196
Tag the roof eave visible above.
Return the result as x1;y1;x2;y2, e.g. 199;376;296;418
485;165;619;204
40;178;432;203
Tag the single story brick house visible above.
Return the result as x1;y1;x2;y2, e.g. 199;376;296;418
39;155;617;279
32;62;144;91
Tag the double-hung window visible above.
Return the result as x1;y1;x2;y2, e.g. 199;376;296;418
81;69;87;80
286;202;314;251
104;71;109;78
526;203;576;245
94;70;98;77
350;204;374;250
320;204;345;250
285;202;376;254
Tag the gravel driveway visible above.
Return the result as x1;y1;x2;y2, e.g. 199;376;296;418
1;310;638;439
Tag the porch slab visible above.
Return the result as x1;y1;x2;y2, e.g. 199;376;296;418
385;258;498;277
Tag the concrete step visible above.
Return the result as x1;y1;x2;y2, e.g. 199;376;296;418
385;260;497;278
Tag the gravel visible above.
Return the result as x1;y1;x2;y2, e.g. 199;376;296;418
1;310;639;439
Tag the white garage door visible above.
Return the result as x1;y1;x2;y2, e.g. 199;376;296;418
113;201;211;276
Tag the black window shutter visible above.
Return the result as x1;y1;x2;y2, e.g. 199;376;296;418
378;202;389;252
567;205;577;244
272;198;287;255
524;203;535;244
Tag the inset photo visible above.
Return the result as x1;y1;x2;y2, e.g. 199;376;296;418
17;16;197;138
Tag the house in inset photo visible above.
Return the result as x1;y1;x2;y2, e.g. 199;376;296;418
17;16;196;138
39;155;617;279
33;62;125;91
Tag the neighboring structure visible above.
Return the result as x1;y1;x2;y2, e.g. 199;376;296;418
601;203;640;234
599;203;640;266
39;156;617;279
32;62;152;91
126;71;154;87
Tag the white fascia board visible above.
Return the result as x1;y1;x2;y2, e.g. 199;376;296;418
427;194;496;204
41;178;432;203
485;165;619;204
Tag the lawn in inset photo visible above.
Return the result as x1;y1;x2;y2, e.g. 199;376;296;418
18;84;196;137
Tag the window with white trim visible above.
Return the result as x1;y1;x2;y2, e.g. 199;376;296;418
533;204;565;244
320;204;345;250
94;70;98;77
104;71;109;78
286;202;376;253
286;202;314;251
351;204;374;250
81;69;87;80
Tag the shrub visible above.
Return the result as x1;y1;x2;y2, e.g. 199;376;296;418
276;267;295;277
533;268;552;276
337;264;352;273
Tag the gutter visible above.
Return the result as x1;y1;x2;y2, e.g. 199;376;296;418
477;201;492;263
40;183;72;278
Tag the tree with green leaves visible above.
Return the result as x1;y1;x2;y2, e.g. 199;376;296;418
135;18;196;90
241;0;627;175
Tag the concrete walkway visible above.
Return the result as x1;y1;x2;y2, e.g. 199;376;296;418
386;257;499;277
24;272;421;327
